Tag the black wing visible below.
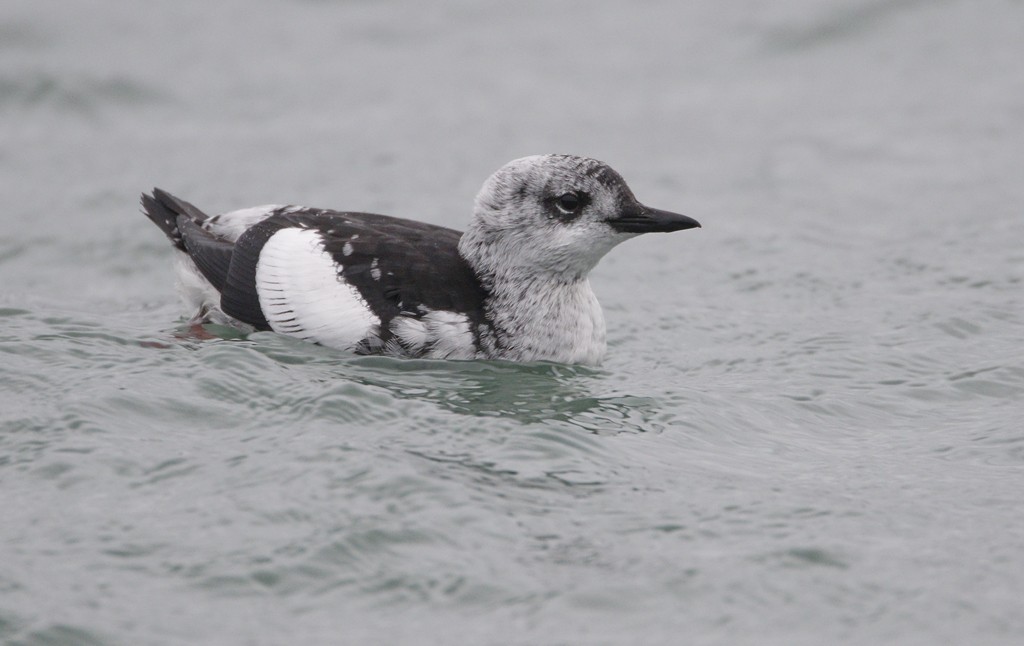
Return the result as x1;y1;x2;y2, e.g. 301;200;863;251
193;208;490;346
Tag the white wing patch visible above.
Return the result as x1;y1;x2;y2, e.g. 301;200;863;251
390;309;477;359
255;228;379;349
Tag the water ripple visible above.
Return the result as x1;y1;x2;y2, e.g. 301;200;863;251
0;72;164;114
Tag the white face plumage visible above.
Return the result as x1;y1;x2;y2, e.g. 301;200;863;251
461;155;636;279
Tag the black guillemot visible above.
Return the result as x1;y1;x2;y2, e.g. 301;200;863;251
141;154;700;365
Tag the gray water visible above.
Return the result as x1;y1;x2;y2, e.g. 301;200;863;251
2;0;1023;644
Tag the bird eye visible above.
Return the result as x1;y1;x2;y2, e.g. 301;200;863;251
556;192;581;213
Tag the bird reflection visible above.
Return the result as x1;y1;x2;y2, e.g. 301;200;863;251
337;355;663;435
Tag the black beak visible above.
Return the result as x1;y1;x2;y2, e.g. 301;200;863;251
607;204;701;234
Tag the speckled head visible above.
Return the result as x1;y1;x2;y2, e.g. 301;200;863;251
461;154;700;280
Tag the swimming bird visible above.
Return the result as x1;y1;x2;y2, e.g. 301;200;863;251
141;154;700;365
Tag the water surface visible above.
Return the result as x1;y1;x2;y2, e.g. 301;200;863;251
2;0;1023;644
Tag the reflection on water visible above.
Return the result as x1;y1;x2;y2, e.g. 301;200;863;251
185;325;674;435
338;355;665;434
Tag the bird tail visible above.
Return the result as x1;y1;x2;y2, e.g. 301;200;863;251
140;188;211;252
